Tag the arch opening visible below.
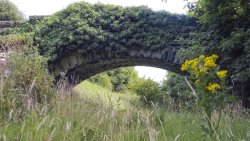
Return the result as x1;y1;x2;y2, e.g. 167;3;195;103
51;51;183;85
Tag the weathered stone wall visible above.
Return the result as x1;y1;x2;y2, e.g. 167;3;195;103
0;21;15;28
0;51;11;78
0;51;10;90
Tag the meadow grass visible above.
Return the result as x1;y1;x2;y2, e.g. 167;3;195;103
0;81;250;141
74;81;140;110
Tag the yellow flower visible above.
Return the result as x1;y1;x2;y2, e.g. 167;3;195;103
206;83;221;94
216;70;228;79
181;60;189;71
190;58;199;74
199;67;207;74
204;54;218;68
204;55;216;68
204;59;216;68
181;54;219;75
211;54;219;60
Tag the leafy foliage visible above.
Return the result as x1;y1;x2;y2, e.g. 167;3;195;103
0;33;33;50
128;77;163;105
0;0;23;21
89;67;138;92
89;72;113;90
34;1;196;61
185;0;250;81
0;21;39;36
0;34;54;115
107;67;137;92
178;0;250;107
161;72;194;109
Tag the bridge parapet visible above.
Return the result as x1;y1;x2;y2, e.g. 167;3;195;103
0;21;15;28
28;15;48;21
0;15;47;29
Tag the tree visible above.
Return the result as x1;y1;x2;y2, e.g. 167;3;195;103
128;77;163;105
89;67;138;92
89;72;113;90
161;72;194;109
180;0;250;107
107;67;137;92
0;0;23;21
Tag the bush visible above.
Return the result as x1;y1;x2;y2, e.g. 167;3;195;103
0;33;33;50
89;72;113;90
88;67;138;92
0;0;23;21
0;21;38;36
1;46;54;117
128;77;163;105
107;67;137;92
161;73;195;110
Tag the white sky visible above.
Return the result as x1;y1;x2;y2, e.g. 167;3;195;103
9;0;187;83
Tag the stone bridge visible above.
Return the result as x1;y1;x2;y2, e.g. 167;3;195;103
0;2;198;83
2;2;250;107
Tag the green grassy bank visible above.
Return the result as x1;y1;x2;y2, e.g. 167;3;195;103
0;81;250;141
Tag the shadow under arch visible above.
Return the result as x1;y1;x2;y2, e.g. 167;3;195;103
50;46;185;84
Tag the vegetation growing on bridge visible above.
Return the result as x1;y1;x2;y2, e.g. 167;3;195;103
34;1;196;61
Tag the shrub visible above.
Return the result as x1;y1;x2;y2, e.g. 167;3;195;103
89;72;113;90
89;67;138;92
0;33;33;51
1;46;54;117
107;67;137;92
128;77;163;105
161;73;195;110
0;0;23;21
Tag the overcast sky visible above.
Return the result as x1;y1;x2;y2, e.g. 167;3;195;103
9;0;188;83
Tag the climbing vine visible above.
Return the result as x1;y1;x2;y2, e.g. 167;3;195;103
34;1;196;61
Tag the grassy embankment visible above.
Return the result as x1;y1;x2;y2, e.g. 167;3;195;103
74;81;140;110
0;81;250;141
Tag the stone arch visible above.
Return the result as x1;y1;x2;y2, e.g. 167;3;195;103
33;1;197;83
51;45;182;82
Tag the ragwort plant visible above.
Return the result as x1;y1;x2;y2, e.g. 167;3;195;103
181;54;232;138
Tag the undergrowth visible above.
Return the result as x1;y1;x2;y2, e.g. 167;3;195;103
0;80;250;141
0;41;249;141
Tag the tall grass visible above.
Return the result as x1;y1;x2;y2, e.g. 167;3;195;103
0;81;249;141
74;81;140;110
0;41;249;140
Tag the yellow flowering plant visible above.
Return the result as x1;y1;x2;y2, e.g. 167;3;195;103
181;54;231;138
